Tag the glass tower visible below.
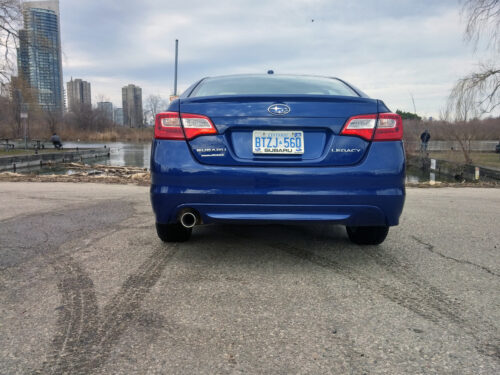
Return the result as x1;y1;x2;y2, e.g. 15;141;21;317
17;1;64;113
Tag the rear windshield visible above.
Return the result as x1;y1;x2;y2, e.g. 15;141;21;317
190;75;359;97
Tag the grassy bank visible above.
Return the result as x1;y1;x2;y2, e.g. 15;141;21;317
428;151;500;169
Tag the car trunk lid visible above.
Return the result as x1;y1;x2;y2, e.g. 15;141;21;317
180;95;378;167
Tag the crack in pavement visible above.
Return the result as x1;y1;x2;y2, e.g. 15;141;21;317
412;235;499;278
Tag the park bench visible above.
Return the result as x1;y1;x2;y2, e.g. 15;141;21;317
31;139;45;150
1;139;15;151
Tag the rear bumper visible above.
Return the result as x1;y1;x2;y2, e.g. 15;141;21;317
150;140;405;226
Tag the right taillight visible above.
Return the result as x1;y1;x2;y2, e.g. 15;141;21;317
155;112;184;140
340;113;403;141
155;112;217;140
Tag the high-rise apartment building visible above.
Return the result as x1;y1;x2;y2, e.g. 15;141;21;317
114;108;124;125
67;78;91;111
97;101;114;122
122;84;143;128
17;1;64;113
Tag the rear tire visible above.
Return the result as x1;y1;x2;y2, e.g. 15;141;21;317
346;225;389;245
156;223;192;242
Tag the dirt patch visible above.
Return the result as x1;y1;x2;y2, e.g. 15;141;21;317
0;173;150;186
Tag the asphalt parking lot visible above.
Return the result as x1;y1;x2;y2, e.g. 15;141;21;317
0;182;499;374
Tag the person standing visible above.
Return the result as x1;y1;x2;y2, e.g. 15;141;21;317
420;129;430;151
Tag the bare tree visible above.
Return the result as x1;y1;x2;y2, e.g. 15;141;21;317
72;103;97;131
463;0;500;50
145;94;166;117
144;94;166;126
443;0;500;164
0;0;21;95
44;109;61;134
440;104;475;164
447;0;500;116
0;94;14;136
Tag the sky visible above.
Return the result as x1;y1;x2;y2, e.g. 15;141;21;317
58;0;494;118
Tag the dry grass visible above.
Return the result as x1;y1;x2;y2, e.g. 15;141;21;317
1;122;154;143
59;127;153;142
403;118;500;144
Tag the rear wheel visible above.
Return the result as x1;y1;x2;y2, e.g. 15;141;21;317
346;225;389;245
156;223;192;242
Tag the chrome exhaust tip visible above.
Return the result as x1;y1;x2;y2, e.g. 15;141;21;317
180;211;197;228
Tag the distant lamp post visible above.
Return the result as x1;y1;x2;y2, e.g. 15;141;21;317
20;98;29;149
174;39;179;96
20;112;28;149
15;90;29;149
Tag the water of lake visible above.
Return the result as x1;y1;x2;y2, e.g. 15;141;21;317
63;141;152;168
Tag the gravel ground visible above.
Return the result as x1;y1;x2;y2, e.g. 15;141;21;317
0;182;498;374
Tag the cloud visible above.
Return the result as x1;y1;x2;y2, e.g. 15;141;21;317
60;0;489;116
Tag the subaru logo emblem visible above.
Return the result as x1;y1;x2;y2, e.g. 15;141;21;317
268;104;290;115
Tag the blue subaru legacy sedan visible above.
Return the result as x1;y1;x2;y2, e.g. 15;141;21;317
151;74;405;244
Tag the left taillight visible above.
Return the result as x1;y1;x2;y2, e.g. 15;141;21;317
340;114;377;141
373;113;403;141
155;112;217;140
340;113;403;141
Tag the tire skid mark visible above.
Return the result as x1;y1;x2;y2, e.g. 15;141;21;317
271;242;500;360
0;200;139;374
360;248;465;321
88;244;177;371
34;240;177;374
367;243;500;329
36;255;99;375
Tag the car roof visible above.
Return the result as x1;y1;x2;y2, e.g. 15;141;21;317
200;74;340;80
